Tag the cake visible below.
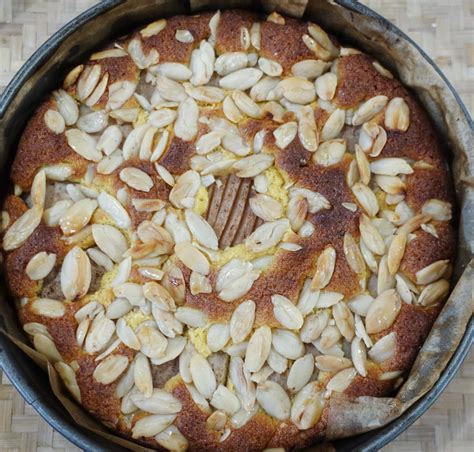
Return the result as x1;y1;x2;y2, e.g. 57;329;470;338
1;9;455;450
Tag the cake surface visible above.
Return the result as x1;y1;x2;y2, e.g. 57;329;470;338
0;9;455;450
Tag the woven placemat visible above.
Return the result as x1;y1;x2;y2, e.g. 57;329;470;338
0;1;472;451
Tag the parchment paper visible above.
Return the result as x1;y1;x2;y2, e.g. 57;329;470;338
1;0;472;449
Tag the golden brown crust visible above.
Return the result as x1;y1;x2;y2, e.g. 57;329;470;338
215;10;258;55
400;222;455;281
342;303;442;398
19;302;80;362
405;167;453;211
378;303;441;373
142;13;213;64
333;50;456;338
67;46;140;109
265;405;328;450
343;372;396;398
334;54;448;166
111;159;171;227
10;98;88;189
3;195;28;222
170;379;277;451
76;347;133;427
2;196;68;298
259;18;314;73
159;136;195;176
4;223;67;298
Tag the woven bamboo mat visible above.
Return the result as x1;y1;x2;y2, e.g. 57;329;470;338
0;1;472;451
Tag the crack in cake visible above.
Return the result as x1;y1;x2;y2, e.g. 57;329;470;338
0;9;455;450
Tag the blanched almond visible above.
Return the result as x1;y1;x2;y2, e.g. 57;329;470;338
370;158;413;176
44;109;65;134
143;282;175;312
3;205;42;251
84;313;115;354
368;332;396;363
229;356;256;412
272;329;305;360
421;199;452;221
291;382;324;430
207;323;230;352
175;307;208;328
97;192;131;229
271;294;303;330
26;252;56;281
287;196;308;232
279;77;316;104
415;259;450;285
184;210;218;250
273;122;297;149
287;354;314;393
131;388;181;415
232;90;261;119
65;129;102;162
256;380;290;420
245;326;272;373
292;59;330;79
223;95;244;123
53;89;79;125
359;214;385;255
155;426;188;451
132;414;176;439
137;324;168;358
327;368;356;393
384;97;410;132
245;218;289;253
365;289;401;334
258;57;282;77
215;52;248;76
230;300;256;344
351;336;367;377
315;72;337;100
300;310;329;343
174;96;199;141
219;68;263;90
352;95;388;126
93;354;129;384
190;354;217;399
387;233;407;275
30;298;65;318
211;384;241;415
249;194;283;221
140;18;167;38
92;224;127;263
174;242;210;275
332;302;355;341
311;246;336;290
320;108;345;141
33;333;62;362
315;355;351;373
59;198;97;236
343;232;365;274
60;246;91;301
351;182;379;217
418;279;450;306
313;139;346;166
169;170;200;209
77;64;101;101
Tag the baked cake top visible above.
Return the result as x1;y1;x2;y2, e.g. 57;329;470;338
1;9;454;450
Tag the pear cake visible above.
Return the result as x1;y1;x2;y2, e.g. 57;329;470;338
0;9;455;450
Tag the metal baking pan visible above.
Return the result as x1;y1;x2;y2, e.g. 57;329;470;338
0;1;472;450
